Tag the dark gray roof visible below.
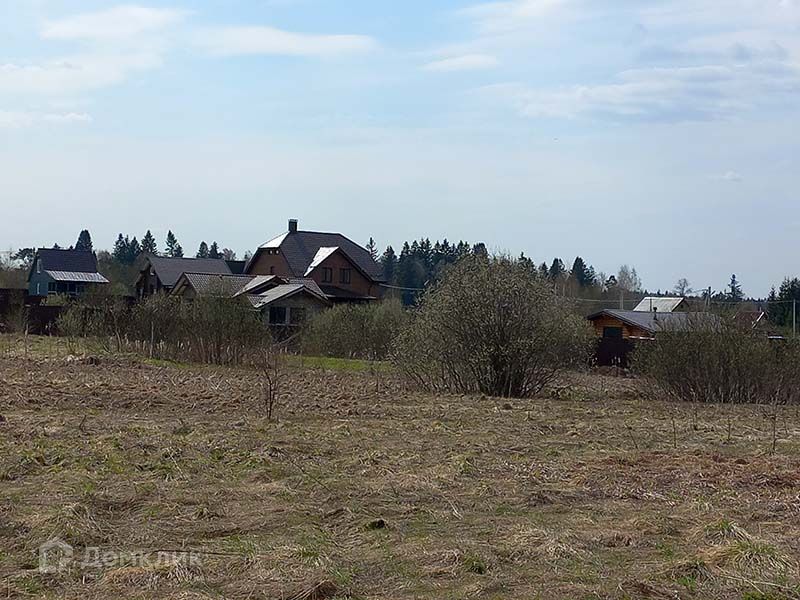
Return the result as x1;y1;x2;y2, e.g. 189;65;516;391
250;230;384;281
144;256;232;288
174;273;255;296
588;309;720;333
36;249;98;273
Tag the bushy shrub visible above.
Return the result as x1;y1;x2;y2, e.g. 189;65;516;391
394;255;594;398
634;317;800;404
302;299;408;360
57;293;270;365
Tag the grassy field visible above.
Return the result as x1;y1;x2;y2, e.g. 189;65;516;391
1;335;799;599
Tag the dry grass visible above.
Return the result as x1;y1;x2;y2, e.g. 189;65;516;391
1;335;800;599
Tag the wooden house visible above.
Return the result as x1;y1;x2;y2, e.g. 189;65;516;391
27;249;109;298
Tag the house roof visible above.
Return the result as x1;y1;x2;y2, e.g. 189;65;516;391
36;249;99;274
143;256;232;289
588;309;719;334
172;273;255;297
633;297;686;313
305;247;340;276
250;227;384;281
252;283;330;309
46;271;109;284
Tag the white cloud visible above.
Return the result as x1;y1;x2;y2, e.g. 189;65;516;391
0;51;164;96
715;171;744;182
0;110;92;128
195;26;377;58
461;0;573;33
481;60;800;122
423;54;499;72
41;5;189;42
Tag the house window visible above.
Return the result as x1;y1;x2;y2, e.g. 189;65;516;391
339;268;352;285
603;326;623;339
269;306;287;325
48;282;56;294
321;267;333;283
36;260;42;274
290;307;307;326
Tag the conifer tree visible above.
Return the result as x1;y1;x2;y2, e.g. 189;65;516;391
141;230;157;255
380;246;398;283
112;234;129;263
75;230;93;252
128;237;141;264
208;242;221;259
165;231;180;257
196;241;209;259
366;237;379;261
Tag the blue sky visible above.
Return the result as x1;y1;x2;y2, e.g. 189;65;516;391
1;0;799;296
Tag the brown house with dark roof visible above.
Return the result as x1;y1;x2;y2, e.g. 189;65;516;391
135;256;238;297
245;219;385;303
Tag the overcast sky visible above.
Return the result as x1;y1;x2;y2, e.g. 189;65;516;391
1;0;798;296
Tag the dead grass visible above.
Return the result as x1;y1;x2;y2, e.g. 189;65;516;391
1;336;800;599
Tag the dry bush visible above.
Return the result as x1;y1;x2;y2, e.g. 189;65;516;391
394;255;594;398
302;299;408;360
634;316;800;404
57;293;272;365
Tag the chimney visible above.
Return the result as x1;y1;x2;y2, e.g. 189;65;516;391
288;219;298;234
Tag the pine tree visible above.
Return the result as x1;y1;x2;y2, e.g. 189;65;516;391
472;242;488;258
196;241;210;259
141;230;157;255
208;242;221;259
727;274;744;302
570;257;594;287
366;237;379;262
165;231;180;257
75;230;93;252
112;234;130;264
128;237;141;264
380;246;398;283
173;244;184;258
548;258;566;281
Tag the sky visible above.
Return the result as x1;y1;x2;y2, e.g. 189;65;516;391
1;0;799;296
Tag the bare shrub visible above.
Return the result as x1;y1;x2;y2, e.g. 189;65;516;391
634;317;800;404
394;255;594;398
58;293;271;366
302;299;408;360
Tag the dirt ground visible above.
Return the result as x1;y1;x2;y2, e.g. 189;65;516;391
1;339;800;599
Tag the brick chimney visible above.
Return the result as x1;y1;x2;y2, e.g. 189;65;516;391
288;219;298;234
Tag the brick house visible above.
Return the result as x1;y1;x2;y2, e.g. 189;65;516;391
245;219;385;303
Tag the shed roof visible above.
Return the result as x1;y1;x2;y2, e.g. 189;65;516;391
633;297;687;313
144;256;232;288
252;283;330;309
46;271;109;284
173;273;254;297
588;309;719;334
